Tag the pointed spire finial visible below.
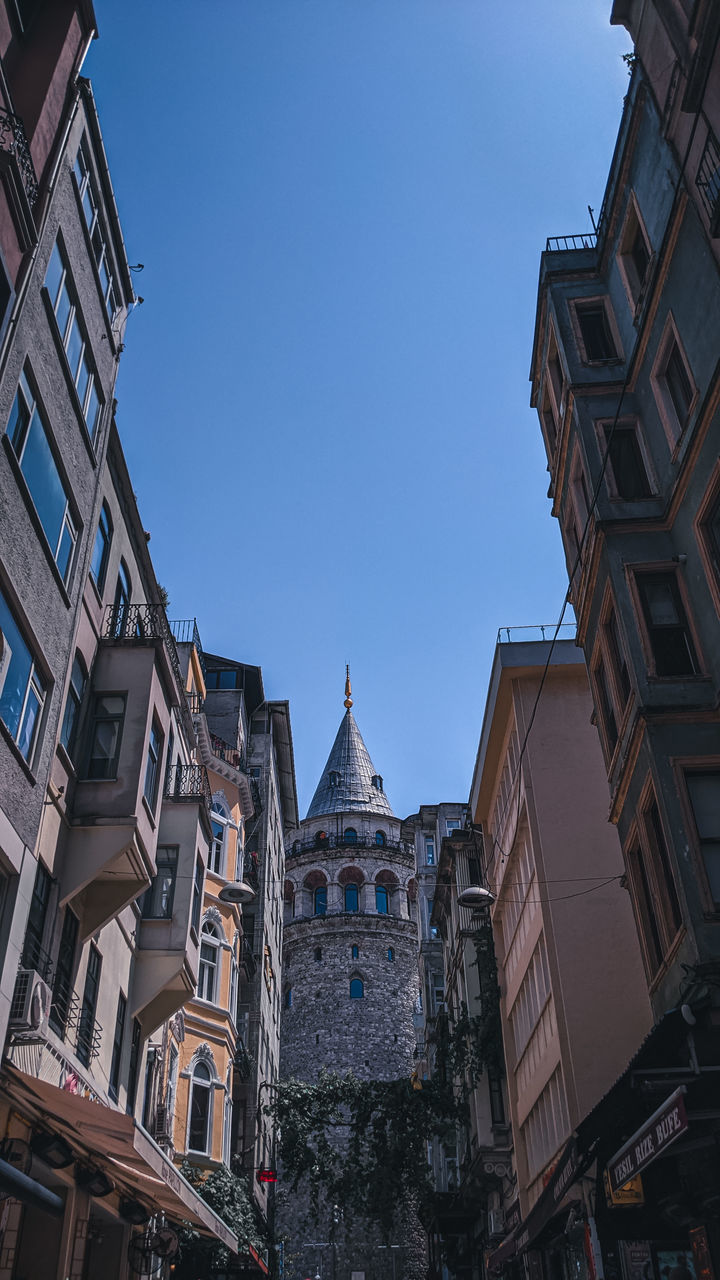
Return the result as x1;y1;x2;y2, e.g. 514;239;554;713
344;664;353;709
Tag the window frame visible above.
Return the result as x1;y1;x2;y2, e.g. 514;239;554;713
73;135;120;327
0;583;48;766
44;237;103;443
59;652;87;763
313;885;327;916
617;194;653;311
109;991;127;1103
90;501;113;594
375;884;389;915
631;565;702;679
143;716;163;813
624;781;684;983
142;846;179;920
7;369;79;587
589;591;633;762
676;761;720;915
188;1060;213;1154
695;463;720;616
425;838;435;865
344;883;359;912
651;315;697;450
85;692;126;780
349;977;364;999
198;921;221;1004
596;416;655;502
570;295;622;365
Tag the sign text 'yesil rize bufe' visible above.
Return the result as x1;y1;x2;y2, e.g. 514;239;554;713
607;1087;688;1194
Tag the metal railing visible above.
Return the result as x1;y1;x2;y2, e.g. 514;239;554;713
186;691;204;716
103;603;184;690
169;618;206;678
0;107;38;207
287;832;413;857
10;962;102;1065
696;127;720;233
545;232;597;253
241;938;257;977
164;763;212;813
496;622;577;645
209;733;245;771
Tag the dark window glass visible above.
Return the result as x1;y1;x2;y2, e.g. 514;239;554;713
8;372;77;582
645;799;682;935
628;840;663;975
604;608;631;706
489;1075;506;1126
685;772;720;907
50;908;78;1037
594;657;618;754
630;222;650;288
22;862;51;975
284;987;292;1008
577;303;617;361
191;857;204;933
314;886;327;916
0;586;46;762
189;1063;212;1151
344;884;359;912
60;654;86;760
90;502;112;591
109;992;127;1101
143;719;163;810
375;830;386;846
352;944;359;959
664;341;693;427
376;885;389;914
604;424;651;499
112;562;131;636
142;847;179;919
349;978;364;999
344;827;357;844
637;574;698;676
468;856;481;885
77;945;101;1067
86;694;125;779
314;947;322;962
126;1018;142;1115
387;947;394;962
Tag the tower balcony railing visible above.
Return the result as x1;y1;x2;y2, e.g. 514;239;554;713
0;106;39;207
288;832;413;857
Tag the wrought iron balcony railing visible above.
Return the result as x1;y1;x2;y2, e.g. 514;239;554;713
164;763;212;813
186;691;204;716
288;832;413;857
169;617;206;677
209;732;246;772
0;107;38;207
10;962;102;1066
240;938;257;977
696;127;720;235
103;603;184;690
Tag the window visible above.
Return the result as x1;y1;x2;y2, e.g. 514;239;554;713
143;719;163;811
446;820;461;834
86;694;125;779
191;856;204;934
0;586;47;763
344;883;359;912
44;240;102;439
314;886;327;916
7;371;78;583
509;937;551;1059
375;885;389;914
653;321;695;444
90;502;112;592
696;125;720;237
574;299;618;362
49;908;78;1037
188;1061;212;1153
626;790;682;979
636;572;699;676
111;561;131;636
349;978;364;999
198;922;220;1002
284;987;292;1009
22;862;51;973
540;385;557;454
126;1019;142;1116
546;333;564;423
592;654;618;756
73;137;119;323
229;944;239;1020
329;770;341;788
684;772;720;908
142;847;178;919
387;947;395;962
209;800;229;875
375;830;386;846
315;830;329;849
351;944;359;960
603;605;631;707
425;838;435;865
602;421;652;500
618;198;652;305
314;947;322;962
109;992;127;1102
522;1068;569;1179
489;1075;506;1127
344;827;357;844
371;774;383;791
77;944;101;1067
60;653;86;761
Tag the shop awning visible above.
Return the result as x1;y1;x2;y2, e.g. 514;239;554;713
0;1064;238;1253
606;1085;688;1192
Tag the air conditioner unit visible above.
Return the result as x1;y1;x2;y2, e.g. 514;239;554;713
9;970;51;1035
488;1210;505;1237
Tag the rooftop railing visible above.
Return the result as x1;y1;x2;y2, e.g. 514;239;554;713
169;618;206;678
497;622;577;645
0;107;38;207
545;232;597;252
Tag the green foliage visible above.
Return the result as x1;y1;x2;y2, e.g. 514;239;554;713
176;1162;268;1277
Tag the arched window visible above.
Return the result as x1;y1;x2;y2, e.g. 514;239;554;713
314;886;327;916
352;944;359;959
388;947;395;962
188;1061;212;1153
90;501;112;592
329;770;341;788
375;830;386;846
198;922;220;1002
376;885;389;915
210;802;227;876
314;946;322;962
344;828;357;844
371;774;383;792
349;978;364;999
344;884;359;912
60;652;87;760
112;560;131;636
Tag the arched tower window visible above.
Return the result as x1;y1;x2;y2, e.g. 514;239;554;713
349;978;364;999
188;1061;212;1153
375;885;389;915
375;830;386;846
344;884;359;912
371;775;383;792
344;828;357;844
314;886;327;916
314;946;322;962
198;922;220;1002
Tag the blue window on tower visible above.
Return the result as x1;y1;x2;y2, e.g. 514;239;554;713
314;886;327;916
344;884;359;912
376;885;389;914
344;828;357;844
350;978;364;999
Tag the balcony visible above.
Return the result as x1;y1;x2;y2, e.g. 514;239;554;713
195;714;254;813
210;733;245;772
103;603;184;701
545;232;597;252
287;832;414;857
164;763;211;812
0;106;39;250
169;617;206;679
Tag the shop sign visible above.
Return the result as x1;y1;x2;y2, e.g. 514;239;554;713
603;1169;644;1208
607;1087;687;1194
619;1240;653;1280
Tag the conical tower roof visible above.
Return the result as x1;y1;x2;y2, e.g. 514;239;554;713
306;708;395;819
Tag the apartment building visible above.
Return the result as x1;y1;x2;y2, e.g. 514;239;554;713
529;0;720;1262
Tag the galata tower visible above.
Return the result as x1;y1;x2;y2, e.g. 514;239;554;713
279;672;423;1280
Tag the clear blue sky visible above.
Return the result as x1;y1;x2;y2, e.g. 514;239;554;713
86;1;629;819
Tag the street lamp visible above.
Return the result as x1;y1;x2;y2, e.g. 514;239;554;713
218;880;256;905
457;885;495;909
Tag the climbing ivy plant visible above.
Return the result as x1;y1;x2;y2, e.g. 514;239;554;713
176;1161;268;1277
